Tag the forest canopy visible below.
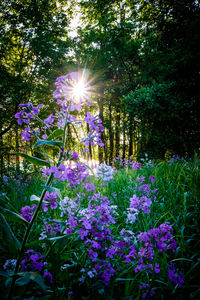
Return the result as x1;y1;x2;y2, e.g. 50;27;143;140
1;0;200;171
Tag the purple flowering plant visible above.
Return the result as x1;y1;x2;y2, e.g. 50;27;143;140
5;72;185;299
8;71;105;297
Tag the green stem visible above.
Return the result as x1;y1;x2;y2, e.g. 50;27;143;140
8;101;72;299
8;173;53;299
44;226;66;259
62;101;71;149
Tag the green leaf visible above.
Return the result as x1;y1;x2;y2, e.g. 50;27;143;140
33;140;62;148
0;271;9;277
30;195;40;202
47;129;64;141
48;235;68;241
29;272;50;291
15;273;31;286
16;272;50;292
0;206;29;225
12;153;50;167
0;214;21;254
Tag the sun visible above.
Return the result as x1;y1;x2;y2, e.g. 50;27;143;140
72;78;88;102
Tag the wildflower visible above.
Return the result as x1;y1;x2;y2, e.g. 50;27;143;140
43;271;53;285
53;72;91;111
21;250;45;272
21;205;37;222
15;102;42;125
60;196;79;217
43;191;58;212
72;151;79;159
168;264;184;287
39;220;62;240
44;114;55;128
96;163;114;181
148;175;156;183
3;259;17;274
132;162;142;170
21;127;31;141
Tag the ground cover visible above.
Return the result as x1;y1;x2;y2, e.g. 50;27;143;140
0;157;199;299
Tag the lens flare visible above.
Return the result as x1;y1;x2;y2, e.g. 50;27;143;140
72;78;88;102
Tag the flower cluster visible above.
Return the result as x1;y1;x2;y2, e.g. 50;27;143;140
95;163;114;181
137;222;177;253
3;259;17;274
42;162;89;188
168;263;184;287
59;195;80;218
169;154;182;163
15;102;42;126
125;175;158;223
43;191;58;212
39;219;62;240
140;153;153;167
83;112;104;147
21;204;37;222
60;193;118;284
111;155;142;170
132;161;142;170
21;250;53;285
53;72;91;112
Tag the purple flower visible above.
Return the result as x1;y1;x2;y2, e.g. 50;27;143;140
88;249;98;261
72;151;79;159
83;181;95;192
43;192;58;212
44;114;55;128
15;102;42;126
148;175;156;183
21;250;45;272
154;263;160;274
53;72;90;111
21;127;31;141
43;271;53;285
168;264;184;287
15;110;25;125
132;162;142;170
39;220;62;240
21;205;37;222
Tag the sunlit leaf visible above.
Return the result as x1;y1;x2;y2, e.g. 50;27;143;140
0;206;29;225
47;129;64;141
33;140;62;148
12;153;50;167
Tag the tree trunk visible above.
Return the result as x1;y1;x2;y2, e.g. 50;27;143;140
98;92;104;164
122;113;126;159
0;132;4;177
104;129;108;164
129;114;134;157
109;102;114;165
87;122;92;160
115;107;120;157
15;126;20;172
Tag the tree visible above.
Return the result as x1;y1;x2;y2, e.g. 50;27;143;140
0;0;72;171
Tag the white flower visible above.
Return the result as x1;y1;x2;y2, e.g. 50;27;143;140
87;271;95;278
125;207;138;224
96;163;114;181
3;259;17;274
60;196;78;217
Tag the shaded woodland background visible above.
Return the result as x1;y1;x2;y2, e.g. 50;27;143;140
0;0;200;173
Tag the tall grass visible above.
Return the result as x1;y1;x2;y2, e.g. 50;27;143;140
105;157;200;299
0;157;199;299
